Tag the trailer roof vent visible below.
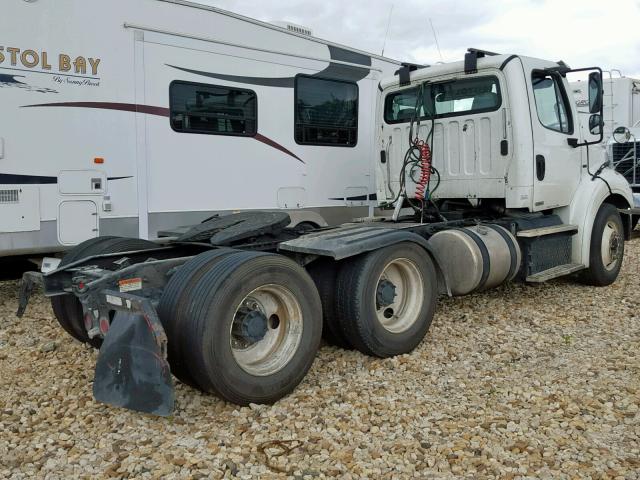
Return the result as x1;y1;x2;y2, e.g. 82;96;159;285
271;21;313;36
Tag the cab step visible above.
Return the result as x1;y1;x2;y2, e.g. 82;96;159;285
525;263;585;283
517;224;578;238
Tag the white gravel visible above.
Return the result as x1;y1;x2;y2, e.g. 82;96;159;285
0;232;639;479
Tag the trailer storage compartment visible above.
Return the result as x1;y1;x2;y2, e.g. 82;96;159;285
0;186;40;233
58;201;98;245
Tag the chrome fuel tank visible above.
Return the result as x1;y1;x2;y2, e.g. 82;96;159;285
429;224;521;296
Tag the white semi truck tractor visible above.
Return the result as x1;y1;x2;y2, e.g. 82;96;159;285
19;49;638;416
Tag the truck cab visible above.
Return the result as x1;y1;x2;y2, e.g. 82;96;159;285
376;49;635;278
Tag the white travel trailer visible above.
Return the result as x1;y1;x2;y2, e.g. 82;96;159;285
571;74;640;193
0;0;402;257
571;74;640;140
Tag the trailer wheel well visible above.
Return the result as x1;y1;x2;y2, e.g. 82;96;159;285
603;194;633;240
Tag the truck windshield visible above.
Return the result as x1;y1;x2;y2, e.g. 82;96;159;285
384;75;501;124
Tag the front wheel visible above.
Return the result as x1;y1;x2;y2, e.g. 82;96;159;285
582;203;625;286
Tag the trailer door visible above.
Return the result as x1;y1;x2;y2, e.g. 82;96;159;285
527;66;582;210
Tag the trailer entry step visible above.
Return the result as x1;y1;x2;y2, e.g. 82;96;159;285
525;263;584;283
517;224;578;238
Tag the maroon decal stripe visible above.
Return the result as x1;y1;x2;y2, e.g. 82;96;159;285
254;133;304;163
22;102;303;163
22;102;170;117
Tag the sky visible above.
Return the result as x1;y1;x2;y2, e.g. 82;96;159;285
194;0;640;78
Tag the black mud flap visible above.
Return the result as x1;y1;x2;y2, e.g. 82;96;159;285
16;271;43;317
93;292;174;416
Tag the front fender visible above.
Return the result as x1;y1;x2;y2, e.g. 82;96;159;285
558;169;633;267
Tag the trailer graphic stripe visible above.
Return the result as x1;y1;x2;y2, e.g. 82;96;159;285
21;102;305;163
167;63;370;87
0;173;57;185
22;102;170;117
164;45;372;87
254;134;303;163
168;65;294;88
0;174;133;185
329;193;378;201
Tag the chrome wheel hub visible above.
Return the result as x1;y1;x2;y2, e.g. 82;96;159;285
601;220;622;271
231;285;303;377
375;258;424;334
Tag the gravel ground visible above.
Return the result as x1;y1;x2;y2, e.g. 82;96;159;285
0;232;639;479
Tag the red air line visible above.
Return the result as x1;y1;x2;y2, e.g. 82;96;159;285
414;139;432;201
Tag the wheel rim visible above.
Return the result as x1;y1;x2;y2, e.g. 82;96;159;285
601;220;623;271
230;284;303;377
374;258;424;334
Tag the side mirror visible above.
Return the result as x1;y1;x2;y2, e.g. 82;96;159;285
588;72;602;114
565;66;604;147
589;114;602;135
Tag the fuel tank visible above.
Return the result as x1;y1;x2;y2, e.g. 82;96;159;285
429;224;521;296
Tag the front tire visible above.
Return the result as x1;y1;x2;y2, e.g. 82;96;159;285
335;242;438;358
583;203;625;286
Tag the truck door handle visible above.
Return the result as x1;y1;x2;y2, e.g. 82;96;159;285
536;155;546;181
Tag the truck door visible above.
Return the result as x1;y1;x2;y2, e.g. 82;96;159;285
527;67;582;210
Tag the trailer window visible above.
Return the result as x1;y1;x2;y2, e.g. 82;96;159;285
295;76;358;147
532;73;573;134
384;76;502;124
170;81;257;136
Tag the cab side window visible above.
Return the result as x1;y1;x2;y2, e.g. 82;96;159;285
532;72;573;134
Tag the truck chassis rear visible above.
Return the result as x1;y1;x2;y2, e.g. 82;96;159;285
19;204;631;416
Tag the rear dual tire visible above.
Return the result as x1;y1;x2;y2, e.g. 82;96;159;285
159;243;437;404
163;251;322;405
157;249;235;387
335;242;438;358
307;259;352;348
